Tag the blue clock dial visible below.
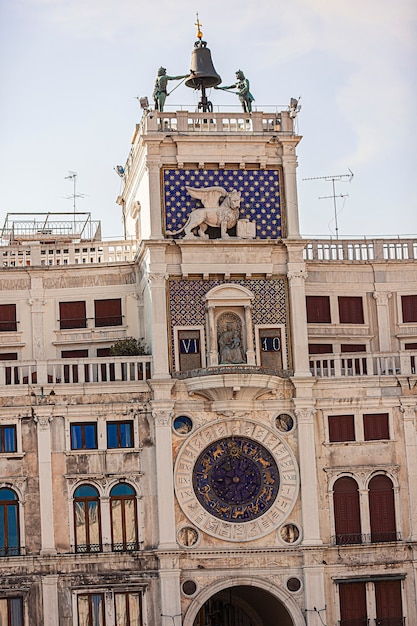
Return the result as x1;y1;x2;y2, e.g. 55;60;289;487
193;436;280;522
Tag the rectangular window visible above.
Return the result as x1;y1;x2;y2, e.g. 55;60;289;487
338;296;364;324
77;594;104;626
375;580;403;625
328;415;355;442
114;592;142;626
0;304;17;332
0;598;24;626
59;301;86;329
94;299;122;327
339;582;367;626
401;294;417;323
0;425;17;453
71;423;97;450
306;296;331;323
363;413;389;440
107;422;133;449
259;328;283;369
308;344;333;354
178;329;202;372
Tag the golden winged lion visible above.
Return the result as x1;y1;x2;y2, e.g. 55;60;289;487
166;186;241;239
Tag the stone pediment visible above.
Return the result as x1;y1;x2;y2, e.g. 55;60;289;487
204;283;254;306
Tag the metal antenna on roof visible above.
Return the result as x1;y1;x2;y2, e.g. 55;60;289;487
303;170;353;239
64;171;86;232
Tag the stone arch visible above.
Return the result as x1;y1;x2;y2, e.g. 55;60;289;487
183;575;305;626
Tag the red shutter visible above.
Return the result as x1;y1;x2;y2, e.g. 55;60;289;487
59;301;86;329
363;413;389;440
338;296;364;324
94;299;122;327
334;477;361;543
0;304;17;332
329;415;355;442
309;344;333;354
401;295;417;323
306;296;331;323
369;475;396;542
341;344;366;352
339;582;367;625
375;580;403;622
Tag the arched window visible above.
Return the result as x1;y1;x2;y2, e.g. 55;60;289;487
110;484;138;552
369;475;397;542
0;488;20;556
333;477;361;545
73;485;101;553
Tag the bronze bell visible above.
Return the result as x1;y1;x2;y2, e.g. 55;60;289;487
185;42;222;90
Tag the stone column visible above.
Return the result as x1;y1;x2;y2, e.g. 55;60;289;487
287;262;311;377
244;305;256;365
34;410;56;555
151;406;177;549
295;406;322;545
148;270;170;379
159;556;182;626
41;575;60;626
400;403;417;540
281;140;301;239
206;305;218;366
373;291;392;352
303;564;327;626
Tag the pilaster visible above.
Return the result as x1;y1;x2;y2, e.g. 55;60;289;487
33;409;56;555
287;244;311;376
400;402;417;540
147;261;171;378
281;140;301;239
373;291;392;351
41;575;60;626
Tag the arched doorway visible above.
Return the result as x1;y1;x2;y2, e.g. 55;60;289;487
186;582;302;626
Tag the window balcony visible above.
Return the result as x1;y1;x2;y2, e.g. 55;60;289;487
0;356;152;388
331;532;401;545
310;351;416;378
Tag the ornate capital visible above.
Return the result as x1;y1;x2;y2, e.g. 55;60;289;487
294;408;316;422
152;409;174;427
400;404;417;420
33;415;53;430
373;291;392;305
287;269;308;284
147;272;167;286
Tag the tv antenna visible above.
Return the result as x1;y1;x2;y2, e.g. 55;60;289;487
64;171;86;229
303;169;353;239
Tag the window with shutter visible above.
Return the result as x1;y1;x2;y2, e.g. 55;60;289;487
401;294;417;323
59;301;87;329
339;582;367;626
328;415;355;442
363;413;389;440
369;475;397;542
375;580;403;625
309;344;333;354
333;477;361;544
338;296;364;324
0;304;17;332
94;299;122;327
306;296;331;323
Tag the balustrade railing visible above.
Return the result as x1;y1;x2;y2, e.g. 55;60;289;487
304;239;417;262
0;356;152;387
309;351;416;378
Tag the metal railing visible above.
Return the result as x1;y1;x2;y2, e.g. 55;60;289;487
332;532;401;545
0;356;152;387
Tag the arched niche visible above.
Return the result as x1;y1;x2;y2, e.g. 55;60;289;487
204;284;255;366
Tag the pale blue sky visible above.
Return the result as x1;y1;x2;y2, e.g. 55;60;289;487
1;0;416;239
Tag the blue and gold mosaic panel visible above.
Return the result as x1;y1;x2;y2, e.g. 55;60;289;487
163;168;282;239
168;278;287;372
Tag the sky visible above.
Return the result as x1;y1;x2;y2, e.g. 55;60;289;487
0;0;416;240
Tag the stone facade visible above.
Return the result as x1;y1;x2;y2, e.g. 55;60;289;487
0;106;416;626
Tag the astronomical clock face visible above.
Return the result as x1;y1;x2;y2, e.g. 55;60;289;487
174;419;299;542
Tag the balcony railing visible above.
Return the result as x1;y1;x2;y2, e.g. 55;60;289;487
305;238;417;262
1;239;138;267
310;351;416;378
0;356;152;387
331;532;401;545
339;620;405;626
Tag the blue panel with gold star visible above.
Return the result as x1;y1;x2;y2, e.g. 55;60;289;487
163;168;282;239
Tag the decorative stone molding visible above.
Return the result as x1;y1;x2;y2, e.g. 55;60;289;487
325;464;400;490
400;404;417;420
287;269;308;284
294;408;316;423
33;415;53;431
